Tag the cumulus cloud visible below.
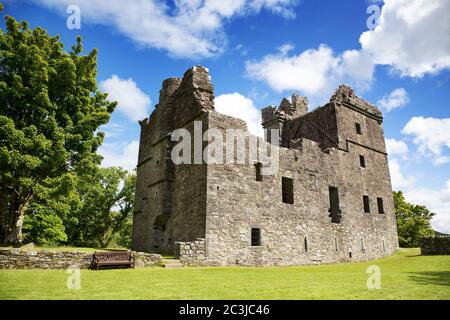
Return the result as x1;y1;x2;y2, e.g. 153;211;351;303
402;117;450;165
32;0;299;58
404;181;450;234
385;138;409;159
388;151;450;233
360;0;450;77
214;93;263;137
389;158;415;190
100;75;151;122
378;88;409;112
98;140;139;172
246;1;450;99
245;44;374;101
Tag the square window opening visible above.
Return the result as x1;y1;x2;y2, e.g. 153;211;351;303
251;228;261;246
377;197;385;214
363;195;370;213
282;177;294;204
359;155;366;168
329;186;341;223
355;123;362;135
255;162;263;182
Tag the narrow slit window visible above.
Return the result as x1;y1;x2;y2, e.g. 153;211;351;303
282;177;294;204
251;228;261;246
361;238;365;253
304;237;308;252
329;186;341;223
355;122;362;135
335;237;338;252
377;197;384;214
363;195;370;213
255;162;263;182
359;155;366;168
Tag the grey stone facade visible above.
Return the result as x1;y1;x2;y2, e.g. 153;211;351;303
132;66;399;266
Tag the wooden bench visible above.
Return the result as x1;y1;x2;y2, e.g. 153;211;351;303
91;251;135;270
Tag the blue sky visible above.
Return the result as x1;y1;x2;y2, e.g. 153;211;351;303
4;0;450;232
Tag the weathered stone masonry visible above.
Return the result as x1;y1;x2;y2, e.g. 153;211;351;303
0;248;161;269
132;66;399;266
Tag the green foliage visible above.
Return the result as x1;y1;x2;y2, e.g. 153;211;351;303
22;173;81;245
394;191;435;247
66;167;135;248
0;12;115;244
113;216;133;248
22;210;67;245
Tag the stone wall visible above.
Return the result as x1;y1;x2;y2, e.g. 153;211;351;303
133;66;399;266
0;248;162;269
175;238;206;266
132;66;211;254
420;236;450;255
0;248;93;269
133;251;163;267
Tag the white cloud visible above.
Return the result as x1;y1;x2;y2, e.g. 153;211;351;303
402;117;450;165
32;0;299;58
378;88;409;112
245;44;374;101
246;0;450;98
214;93;263;137
385;138;409;159
98;140;139;172
249;0;299;19
388;157;450;234
389;158;415;190
404;181;450;234
100;75;151;122
360;0;450;77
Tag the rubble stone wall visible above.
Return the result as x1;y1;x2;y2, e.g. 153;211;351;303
0;248;161;269
421;236;450;255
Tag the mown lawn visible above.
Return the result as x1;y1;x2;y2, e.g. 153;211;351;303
1;246;113;253
0;248;448;300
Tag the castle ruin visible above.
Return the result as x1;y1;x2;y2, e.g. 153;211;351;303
132;66;399;266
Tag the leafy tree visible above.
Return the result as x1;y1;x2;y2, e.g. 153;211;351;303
0;10;115;244
394;191;435;247
67;168;135;248
22;173;81;245
112;172;135;248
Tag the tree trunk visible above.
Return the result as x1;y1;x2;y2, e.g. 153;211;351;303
0;189;31;246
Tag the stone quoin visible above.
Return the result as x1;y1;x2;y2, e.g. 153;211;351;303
132;66;399;266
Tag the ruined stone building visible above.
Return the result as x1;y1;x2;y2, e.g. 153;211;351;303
132;66;399;266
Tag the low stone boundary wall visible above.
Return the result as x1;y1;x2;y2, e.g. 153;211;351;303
0;248;162;269
420;236;450;255
176;238;206;266
133;251;162;267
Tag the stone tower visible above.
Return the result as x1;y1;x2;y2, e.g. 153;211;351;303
132;67;399;266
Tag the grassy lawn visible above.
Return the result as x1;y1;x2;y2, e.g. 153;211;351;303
0;248;448;300
1;246;122;253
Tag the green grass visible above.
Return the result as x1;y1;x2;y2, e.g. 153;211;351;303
0;248;448;300
35;246;109;253
1;246;122;253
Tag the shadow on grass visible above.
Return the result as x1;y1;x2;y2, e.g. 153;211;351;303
408;271;450;287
